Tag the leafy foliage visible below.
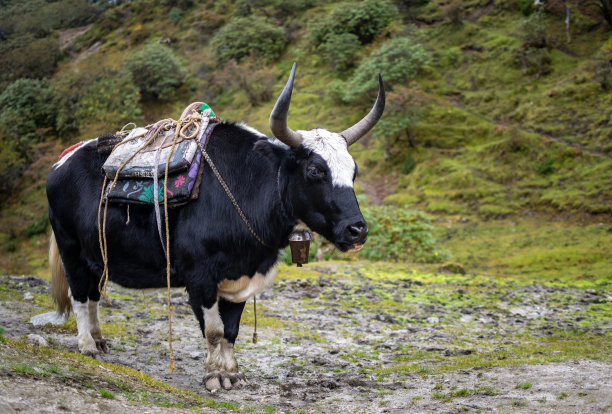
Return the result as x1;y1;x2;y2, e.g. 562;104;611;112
516;0;533;16
307;0;397;47
335;36;431;103
211;16;287;64
442;0;464;25
74;71;142;131
124;43;186;100
0;37;61;87
214;60;278;106
361;207;447;263
0;78;56;198
320;33;362;72
234;0;318;19
0;79;57;158
374;84;430;153
169;7;181;24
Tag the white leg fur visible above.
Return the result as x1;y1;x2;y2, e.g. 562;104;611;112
203;302;237;373
88;300;101;340
71;297;98;356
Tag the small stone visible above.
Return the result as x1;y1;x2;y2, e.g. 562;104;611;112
426;316;439;324
23;292;34;300
27;334;48;347
189;351;203;360
460;314;473;323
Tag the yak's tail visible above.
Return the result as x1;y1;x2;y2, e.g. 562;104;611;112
49;231;71;315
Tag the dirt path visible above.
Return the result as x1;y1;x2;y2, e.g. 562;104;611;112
0;267;610;413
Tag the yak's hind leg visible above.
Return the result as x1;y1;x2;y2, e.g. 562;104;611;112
191;297;246;391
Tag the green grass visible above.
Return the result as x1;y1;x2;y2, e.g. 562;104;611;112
0;337;242;410
433;216;612;280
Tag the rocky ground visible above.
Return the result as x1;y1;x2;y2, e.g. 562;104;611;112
0;263;610;413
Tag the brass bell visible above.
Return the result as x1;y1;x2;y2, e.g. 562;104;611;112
288;230;312;267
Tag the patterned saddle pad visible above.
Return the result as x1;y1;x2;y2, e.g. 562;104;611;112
103;122;217;206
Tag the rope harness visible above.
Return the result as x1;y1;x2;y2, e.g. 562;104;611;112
96;104;265;372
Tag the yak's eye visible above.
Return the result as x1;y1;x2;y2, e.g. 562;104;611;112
307;165;325;180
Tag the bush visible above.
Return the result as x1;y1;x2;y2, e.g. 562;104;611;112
360;207;448;263
443;0;464;25
521;10;548;47
234;0;318;19
374;84;430;152
0;37;61;87
516;0;533;16
124;42;186;100
75;71;142;131
336;36;431;103
211;16;287;64
214;60;278;106
513;46;552;77
169;7;181;24
307;0;397;47
0;78;57;159
0;78;56;198
320;33;362;72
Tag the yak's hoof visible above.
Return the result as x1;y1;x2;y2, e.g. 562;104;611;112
204;372;247;392
80;347;99;358
95;339;109;354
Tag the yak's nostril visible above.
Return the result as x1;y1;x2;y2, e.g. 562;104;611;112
347;222;368;241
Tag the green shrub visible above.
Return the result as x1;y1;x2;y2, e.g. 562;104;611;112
234;0;318;18
513;46;552;77
320;33;362;72
521;10;548;47
516;0;533;16
0;37;61;86
401;157;417;174
360;207;448;263
0;78;57;158
536;158;554;175
0;78;56;198
374;84;429;152
169;7;181;24
214;60;278;105
442;0;464;25
75;71;142;131
211;16;287;63
124;42;186;100
337;36;431;103
307;0;397;47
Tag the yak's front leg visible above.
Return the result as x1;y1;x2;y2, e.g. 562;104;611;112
70;296;99;356
202;299;247;391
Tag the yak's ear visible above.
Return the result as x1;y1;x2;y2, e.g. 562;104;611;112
253;140;286;164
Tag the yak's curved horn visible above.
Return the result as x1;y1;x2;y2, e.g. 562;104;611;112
341;74;386;146
269;62;303;148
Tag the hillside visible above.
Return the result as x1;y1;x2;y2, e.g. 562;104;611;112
1;0;611;277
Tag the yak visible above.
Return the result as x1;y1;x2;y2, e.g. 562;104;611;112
46;63;384;391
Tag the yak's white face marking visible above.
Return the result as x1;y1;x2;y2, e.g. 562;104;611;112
217;266;277;303
52;138;96;170
298;128;355;188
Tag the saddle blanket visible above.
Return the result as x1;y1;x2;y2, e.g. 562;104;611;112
102;125;198;180
103;123;217;206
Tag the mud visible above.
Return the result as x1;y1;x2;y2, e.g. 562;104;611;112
0;266;610;413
